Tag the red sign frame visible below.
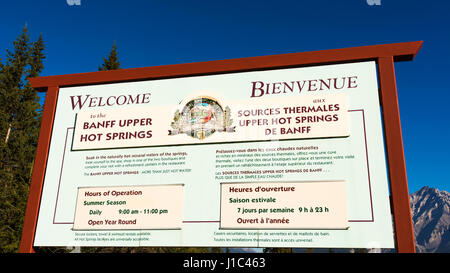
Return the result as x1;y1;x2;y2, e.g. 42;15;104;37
19;41;422;253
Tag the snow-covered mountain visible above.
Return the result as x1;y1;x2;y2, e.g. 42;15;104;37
410;186;449;253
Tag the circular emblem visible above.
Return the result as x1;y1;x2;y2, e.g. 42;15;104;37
182;97;223;139
169;96;235;140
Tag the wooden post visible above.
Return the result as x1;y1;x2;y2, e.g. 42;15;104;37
19;86;60;253
378;56;416;253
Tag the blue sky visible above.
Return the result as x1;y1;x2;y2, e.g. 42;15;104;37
0;0;448;194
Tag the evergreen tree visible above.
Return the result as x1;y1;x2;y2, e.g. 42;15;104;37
0;26;45;253
28;34;45;78
98;41;120;71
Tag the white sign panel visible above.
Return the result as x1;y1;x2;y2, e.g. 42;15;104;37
34;61;395;249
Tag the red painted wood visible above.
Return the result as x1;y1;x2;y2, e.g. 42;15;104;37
29;41;422;91
377;56;416;253
19;86;59;253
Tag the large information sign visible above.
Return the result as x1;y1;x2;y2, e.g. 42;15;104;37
31;61;396;249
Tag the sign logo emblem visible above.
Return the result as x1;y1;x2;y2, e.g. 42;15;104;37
169;96;235;140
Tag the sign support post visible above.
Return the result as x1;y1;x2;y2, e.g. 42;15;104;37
378;56;416;253
20;86;59;253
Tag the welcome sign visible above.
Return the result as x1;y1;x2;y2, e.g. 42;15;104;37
21;42;421;253
27;60;394;249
